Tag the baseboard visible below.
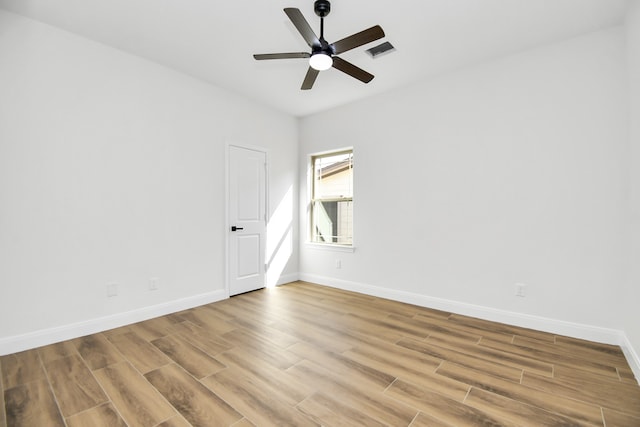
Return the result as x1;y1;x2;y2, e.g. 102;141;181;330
0;290;227;356
298;273;629;346
621;332;640;384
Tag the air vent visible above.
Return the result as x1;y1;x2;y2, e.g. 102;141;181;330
365;41;395;58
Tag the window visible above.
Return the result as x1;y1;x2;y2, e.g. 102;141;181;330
310;149;353;245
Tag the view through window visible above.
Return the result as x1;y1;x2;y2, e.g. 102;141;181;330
311;149;353;245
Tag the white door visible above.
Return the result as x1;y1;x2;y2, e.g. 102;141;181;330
228;145;266;296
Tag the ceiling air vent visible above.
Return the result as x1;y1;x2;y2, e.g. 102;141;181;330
365;41;395;58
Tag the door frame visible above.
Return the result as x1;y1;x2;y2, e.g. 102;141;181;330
225;142;269;297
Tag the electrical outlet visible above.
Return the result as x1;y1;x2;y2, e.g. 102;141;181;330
149;277;159;291
515;283;527;298
107;283;118;297
336;259;342;269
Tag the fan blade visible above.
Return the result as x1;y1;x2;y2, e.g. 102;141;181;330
332;56;374;83
301;67;320;90
331;25;385;55
284;8;320;48
254;52;310;60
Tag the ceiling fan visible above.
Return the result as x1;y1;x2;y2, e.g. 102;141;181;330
253;0;385;90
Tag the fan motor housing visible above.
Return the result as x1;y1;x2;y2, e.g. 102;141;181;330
314;0;331;17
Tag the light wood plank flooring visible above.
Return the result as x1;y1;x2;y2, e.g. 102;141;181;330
2;281;639;426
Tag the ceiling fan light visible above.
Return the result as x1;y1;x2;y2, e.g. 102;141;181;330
309;53;333;71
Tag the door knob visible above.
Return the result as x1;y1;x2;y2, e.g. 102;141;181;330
231;226;244;231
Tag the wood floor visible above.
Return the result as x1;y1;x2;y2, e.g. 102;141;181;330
2;281;639;427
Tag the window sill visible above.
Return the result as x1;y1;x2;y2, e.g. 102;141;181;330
305;243;355;253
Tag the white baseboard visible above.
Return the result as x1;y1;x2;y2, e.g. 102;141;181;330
621;333;640;384
0;290;227;356
299;273;640;380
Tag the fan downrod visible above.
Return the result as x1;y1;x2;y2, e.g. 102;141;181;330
314;0;331;17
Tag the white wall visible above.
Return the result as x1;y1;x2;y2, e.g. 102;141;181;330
624;2;640;367
0;10;298;352
300;27;629;335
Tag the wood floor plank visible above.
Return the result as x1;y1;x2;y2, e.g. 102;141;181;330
216;348;313;406
464;387;594;427
287;360;418;426
409;305;453;321
221;328;301;370
328;313;406;343
151;333;226;379
281;284;372;305
145;363;242;427
202;367;320;427
410;412;456;427
269;315;358;353
385;378;507;426
156;415;193;427
129;316;175;342
178;307;237;335
397;337;524;382
252;292;331;321
1;349;46;389
101;325;133;339
4;380;65;427
197;300;239;321
514;334;627;371
269;293;355;320
94;361;176;427
618;367;638;384
343;344;469;402
522;370;640;418
43;354;108;417
480;337;619;379
280;293;378;322
448;314;556;343
290;282;424;319
413;314;515;344
602;408;640;427
279;286;368;316
356;313;432;340
106;330;171;374
554;336;627;363
296;392;387;427
225;316;300;349
389;314;483;343
343;339;442;380
288;342;396;391
554;364;639;390
37;341;78;364
201;299;254;323
230;418;256;427
223;294;298;323
73;333;123;370
167;321;234;356
164;312;187;324
399;369;471;402
65;402;127;427
427;329;485;350
425;334;554;377
436;362;603;426
215;299;283;327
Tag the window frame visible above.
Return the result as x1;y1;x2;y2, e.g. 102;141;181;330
307;148;355;250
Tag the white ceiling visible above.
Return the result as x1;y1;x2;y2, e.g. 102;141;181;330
0;0;631;117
